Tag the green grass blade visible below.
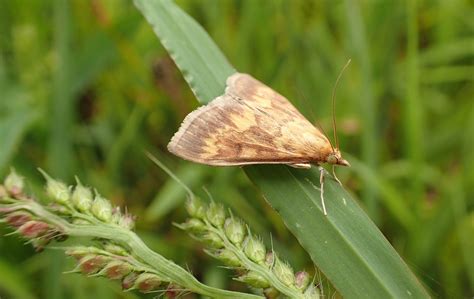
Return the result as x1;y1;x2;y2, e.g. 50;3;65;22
0;57;39;175
133;0;235;103
246;165;428;298
0;260;35;299
145;163;208;222
346;155;415;230
419;38;474;66
404;0;424;211
0;94;38;175
70;31;118;96
47;0;74;179
45;1;73;298
344;0;379;220
106;105;146;179
134;0;430;297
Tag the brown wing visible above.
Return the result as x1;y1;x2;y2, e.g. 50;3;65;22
167;73;333;166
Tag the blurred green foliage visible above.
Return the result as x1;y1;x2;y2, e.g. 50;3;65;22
0;0;472;298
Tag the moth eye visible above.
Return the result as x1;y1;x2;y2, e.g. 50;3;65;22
327;155;337;164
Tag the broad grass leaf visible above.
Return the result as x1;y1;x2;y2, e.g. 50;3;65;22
134;0;430;297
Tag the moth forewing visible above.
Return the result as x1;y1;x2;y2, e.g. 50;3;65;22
168;72;350;216
168;73;334;166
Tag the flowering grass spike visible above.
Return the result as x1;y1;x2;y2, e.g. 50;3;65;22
0;169;262;298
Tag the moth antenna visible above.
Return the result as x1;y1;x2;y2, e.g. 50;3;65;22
296;83;335;151
295;87;317;125
332;59;351;150
145;151;195;200
315;120;334;152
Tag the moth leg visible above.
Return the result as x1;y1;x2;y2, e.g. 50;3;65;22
319;166;328;216
289;163;311;169
332;165;343;186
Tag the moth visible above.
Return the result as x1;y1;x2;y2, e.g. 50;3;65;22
168;66;350;215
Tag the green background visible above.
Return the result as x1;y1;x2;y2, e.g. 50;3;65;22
0;0;472;298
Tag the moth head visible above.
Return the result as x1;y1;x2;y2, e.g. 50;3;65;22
327;149;350;167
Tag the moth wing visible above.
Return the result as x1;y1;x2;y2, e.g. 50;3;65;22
226;73;308;121
168;73;332;166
